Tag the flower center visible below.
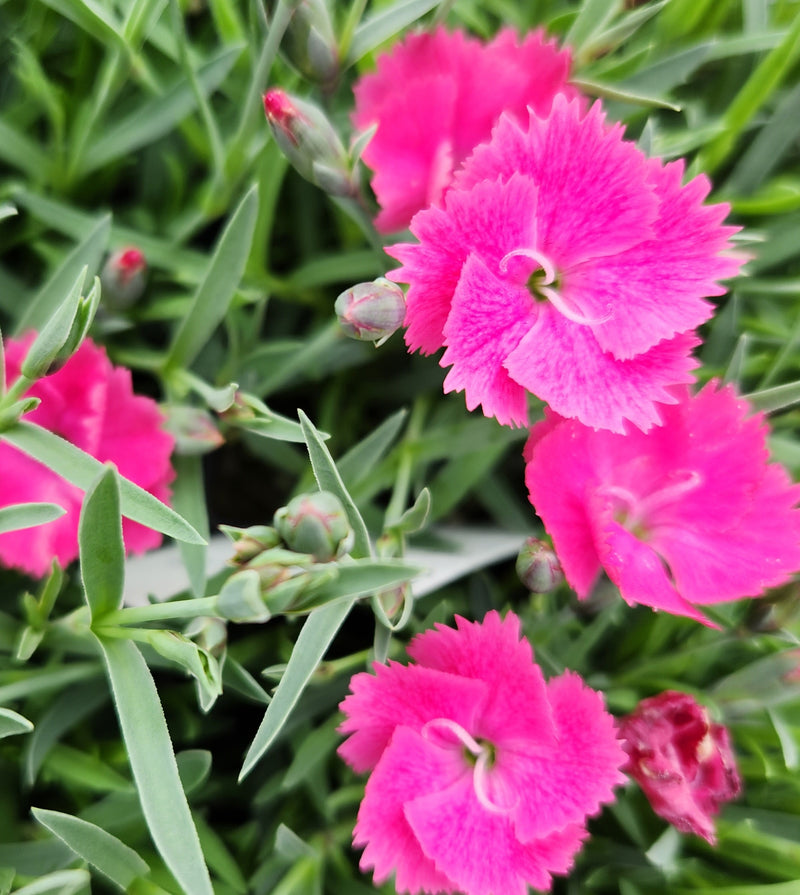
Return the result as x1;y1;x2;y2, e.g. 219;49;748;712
422;718;517;815
499;247;611;326
599;471;702;539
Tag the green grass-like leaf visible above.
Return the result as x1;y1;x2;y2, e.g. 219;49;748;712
32;808;150;891
95;635;213;895
79;466;125;621
0;502;65;534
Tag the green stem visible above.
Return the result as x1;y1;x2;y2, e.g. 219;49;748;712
384;395;428;526
100;596;220;627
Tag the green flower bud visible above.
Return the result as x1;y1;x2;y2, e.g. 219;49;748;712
263;88;357;198
284;0;339;88
335;278;406;345
274;491;354;562
516;537;563;593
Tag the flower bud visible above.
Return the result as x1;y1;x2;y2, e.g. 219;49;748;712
274;490;354;562
284;0;339;88
222;524;282;564
619;691;741;845
263;88;356;198
335;278;406;344
161;405;224;456
101;247;147;309
515;537;563;593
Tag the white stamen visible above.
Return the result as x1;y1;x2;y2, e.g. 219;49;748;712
422;718;483;756
500;247;556;284
473;750;519;815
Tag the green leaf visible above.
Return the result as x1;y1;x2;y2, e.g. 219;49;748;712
95;635;213;895
337;408;407;488
0;502;65;534
82;45;244;175
0;118;49;179
0;202;17;222
298;410;371;558
15;215;111;336
1;422;205;544
292;558;422;611
32;808;150;891
36;0;125;46
571;76;681;111
390;488;431;536
0;867;12;895
0;662;101;703
346;0;442;65
79;466;125;620
172;455;209;598
239;598;354;780
699;14;800;173
745;380;800;413
565;0;621;50
10;870;90;895
142;629;222;713
24;681;108;785
0;706;33;738
44;744;133;793
164;185;258;372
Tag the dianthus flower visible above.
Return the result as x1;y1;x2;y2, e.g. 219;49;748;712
619;691;741;844
388;96;743;432
0;334;175;577
353;26;576;233
525;381;800;624
338;611;625;894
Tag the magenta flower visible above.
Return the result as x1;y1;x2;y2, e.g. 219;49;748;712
388;97;744;432
338;611;625;894
353;26;576;233
525;382;800;624
0;334;175;577
619;691;741;844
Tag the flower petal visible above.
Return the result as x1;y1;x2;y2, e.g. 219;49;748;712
496;671;626;842
441;253;535;426
505;309;699;432
407;611;557;749
388;173;539;355
406;767;588;895
338;661;487;773
354;726;464;894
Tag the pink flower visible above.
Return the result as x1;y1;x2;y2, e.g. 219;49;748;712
0;334;175;577
618;691;741;844
525;381;800;624
353;26;576;233
338;611;626;894
388;97;743;432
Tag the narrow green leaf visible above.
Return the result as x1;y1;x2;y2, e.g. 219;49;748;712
172;455;209;598
566;0;620;49
745;380;800;413
0;502;65;534
346;0;442;65
15;215;111;335
239;598;354;780
36;0;125;47
2;422;205;545
338;408;407;488
95;635;213;895
33;808;149;891
10;870;90;895
0;202;17;222
24;681;108;785
82;45;244;175
572;76;681;111
0;706;33;738
391;488;431;536
298;410;371;558
143;629;222;713
79;466;125;620
0;866;12;895
292;558;422;611
164;185;258;371
580;0;668;59
0;117;50;178
700;14;800;173
0;662;101;703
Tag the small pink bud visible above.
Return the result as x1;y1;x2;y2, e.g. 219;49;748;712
101;247;147;309
263;88;356;197
619;691;741;845
515;537;563;593
335;278;406;344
